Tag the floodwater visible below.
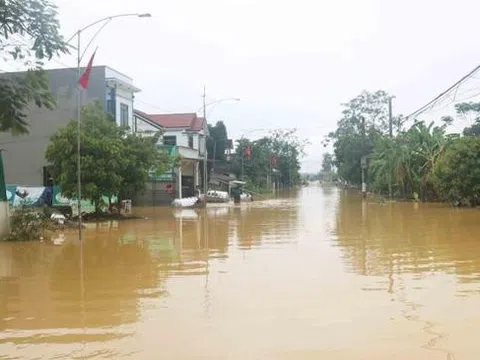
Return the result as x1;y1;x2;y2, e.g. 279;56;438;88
1;186;480;359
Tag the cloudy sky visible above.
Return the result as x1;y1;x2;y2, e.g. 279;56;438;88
48;0;480;172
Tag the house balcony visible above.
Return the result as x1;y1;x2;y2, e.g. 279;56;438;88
149;145;178;181
157;144;203;160
176;146;203;160
156;144;178;156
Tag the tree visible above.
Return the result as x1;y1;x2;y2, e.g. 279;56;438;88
369;120;455;200
207;121;229;161
433;137;480;206
230;137;271;189
0;0;68;134
454;102;480;137
118;132;178;202
463;120;480;137
229;129;307;190
321;153;334;173
320;153;335;182
326;90;393;185
45;102;176;212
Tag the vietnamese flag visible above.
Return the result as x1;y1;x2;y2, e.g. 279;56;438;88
245;145;252;159
271;153;278;167
79;49;97;89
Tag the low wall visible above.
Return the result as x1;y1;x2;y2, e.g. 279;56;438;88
134;181;175;206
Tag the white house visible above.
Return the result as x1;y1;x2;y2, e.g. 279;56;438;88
104;67;141;131
133;111;208;202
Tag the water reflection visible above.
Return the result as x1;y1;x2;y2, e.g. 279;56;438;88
333;191;480;287
1;187;479;359
0;199;301;341
0;236;161;332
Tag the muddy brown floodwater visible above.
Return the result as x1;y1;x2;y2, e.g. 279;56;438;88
1;186;480;359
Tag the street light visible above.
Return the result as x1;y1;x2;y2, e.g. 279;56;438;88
200;90;240;198
196;98;240;113
69;12;151;239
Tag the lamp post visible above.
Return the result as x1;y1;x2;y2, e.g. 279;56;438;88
68;12;151;239
199;90;239;198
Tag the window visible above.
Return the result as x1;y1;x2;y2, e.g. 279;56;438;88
163;136;176;146
188;134;194;148
106;99;116;119
120;103;129;127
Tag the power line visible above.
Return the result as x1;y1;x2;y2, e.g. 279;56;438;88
134;98;174;113
405;63;480;120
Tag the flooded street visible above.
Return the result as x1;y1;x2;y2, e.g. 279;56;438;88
1;186;480;359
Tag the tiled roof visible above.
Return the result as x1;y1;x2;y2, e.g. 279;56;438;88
192;117;206;131
147;113;197;129
146;113;206;132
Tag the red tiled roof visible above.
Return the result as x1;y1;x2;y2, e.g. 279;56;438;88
147;113;205;131
192;117;206;131
147;113;196;128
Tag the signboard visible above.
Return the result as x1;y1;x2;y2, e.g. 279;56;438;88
52;186;116;215
361;156;368;169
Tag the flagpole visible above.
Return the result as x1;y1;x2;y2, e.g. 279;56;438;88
76;30;83;240
70;14;152;242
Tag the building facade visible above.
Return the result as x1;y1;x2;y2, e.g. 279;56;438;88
0;66;140;186
133;112;208;204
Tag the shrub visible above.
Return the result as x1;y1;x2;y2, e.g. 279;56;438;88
433;137;480;206
4;205;51;241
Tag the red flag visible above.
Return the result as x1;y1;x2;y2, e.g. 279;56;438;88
271;153;278;167
79;50;96;89
245;145;251;159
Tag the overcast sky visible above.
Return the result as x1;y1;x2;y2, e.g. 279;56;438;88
47;0;480;172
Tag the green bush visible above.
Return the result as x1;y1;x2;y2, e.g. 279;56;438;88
433;137;480;206
4;205;51;241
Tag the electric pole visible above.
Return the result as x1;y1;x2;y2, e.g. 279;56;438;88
361;116;367;198
203;86;208;198
388;96;393;138
388;96;395;199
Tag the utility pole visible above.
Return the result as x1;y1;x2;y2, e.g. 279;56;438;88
76;30;83;240
203;86;208;198
388;96;393;138
388;96;395;199
289;155;292;188
212;141;217;174
241;147;244;181
361;116;367;198
69;13;151;241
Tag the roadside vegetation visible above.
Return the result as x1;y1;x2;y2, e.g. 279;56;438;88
0;0;68;135
325;90;480;206
229;129;308;191
45;102;179;214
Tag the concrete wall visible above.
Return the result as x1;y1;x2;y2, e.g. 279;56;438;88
0;202;10;240
161;130;207;160
105;66;133;85
114;86;134;129
105;67;137;130
134;115;161;133
133;181;174;206
162;130;187;147
0;67;106;186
